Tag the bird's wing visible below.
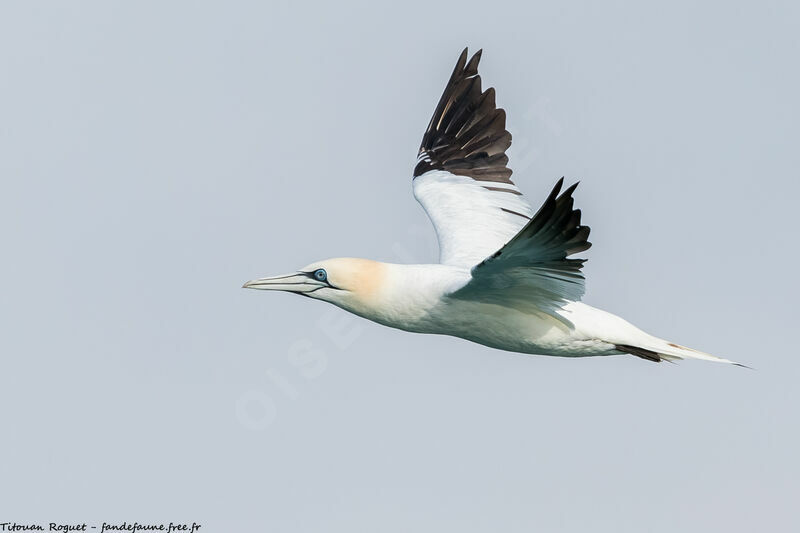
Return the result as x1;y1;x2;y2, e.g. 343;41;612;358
448;178;592;316
413;48;535;268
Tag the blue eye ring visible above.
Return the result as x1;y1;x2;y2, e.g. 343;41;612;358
313;268;327;282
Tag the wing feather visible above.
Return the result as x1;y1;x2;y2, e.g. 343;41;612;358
413;48;531;266
413;49;593;313
448;178;592;314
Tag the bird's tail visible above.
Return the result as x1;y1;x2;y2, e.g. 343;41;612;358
616;339;748;367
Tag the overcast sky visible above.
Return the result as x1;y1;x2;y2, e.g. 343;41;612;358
1;1;798;531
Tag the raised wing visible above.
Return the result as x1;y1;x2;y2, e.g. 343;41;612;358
413;48;534;267
449;178;592;314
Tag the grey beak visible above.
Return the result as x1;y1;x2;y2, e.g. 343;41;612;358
242;272;324;293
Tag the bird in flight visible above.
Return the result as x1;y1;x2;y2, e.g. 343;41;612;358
244;48;739;365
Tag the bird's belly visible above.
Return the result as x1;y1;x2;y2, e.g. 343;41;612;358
406;300;613;357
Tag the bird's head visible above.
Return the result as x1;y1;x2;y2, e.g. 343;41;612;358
242;257;387;313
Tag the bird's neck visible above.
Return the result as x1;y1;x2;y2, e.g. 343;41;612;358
335;262;470;331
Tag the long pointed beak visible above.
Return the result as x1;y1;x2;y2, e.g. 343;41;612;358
242;272;324;293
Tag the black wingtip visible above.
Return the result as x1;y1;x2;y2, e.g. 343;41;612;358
465;49;482;74
549;177;565;197
415;48;513;183
561;181;580;198
615;344;663;363
451;48;469;78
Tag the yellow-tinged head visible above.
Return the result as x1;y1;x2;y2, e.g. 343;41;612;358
242;257;388;313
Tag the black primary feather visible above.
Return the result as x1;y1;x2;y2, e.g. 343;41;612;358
450;179;592;312
414;48;513;183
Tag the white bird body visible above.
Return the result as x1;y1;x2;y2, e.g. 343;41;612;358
293;259;723;362
245;49;739;366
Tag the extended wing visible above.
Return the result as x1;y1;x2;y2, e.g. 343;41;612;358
449;178;592;315
413;48;534;267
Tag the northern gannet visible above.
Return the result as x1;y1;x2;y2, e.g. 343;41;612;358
244;48;739;365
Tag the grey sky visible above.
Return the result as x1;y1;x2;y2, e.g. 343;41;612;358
1;1;798;531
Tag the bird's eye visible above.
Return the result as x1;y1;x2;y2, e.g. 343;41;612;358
313;269;327;282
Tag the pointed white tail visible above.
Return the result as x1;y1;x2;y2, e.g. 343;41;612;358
650;340;747;367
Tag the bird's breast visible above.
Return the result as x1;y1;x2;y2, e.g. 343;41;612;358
379;296;576;355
